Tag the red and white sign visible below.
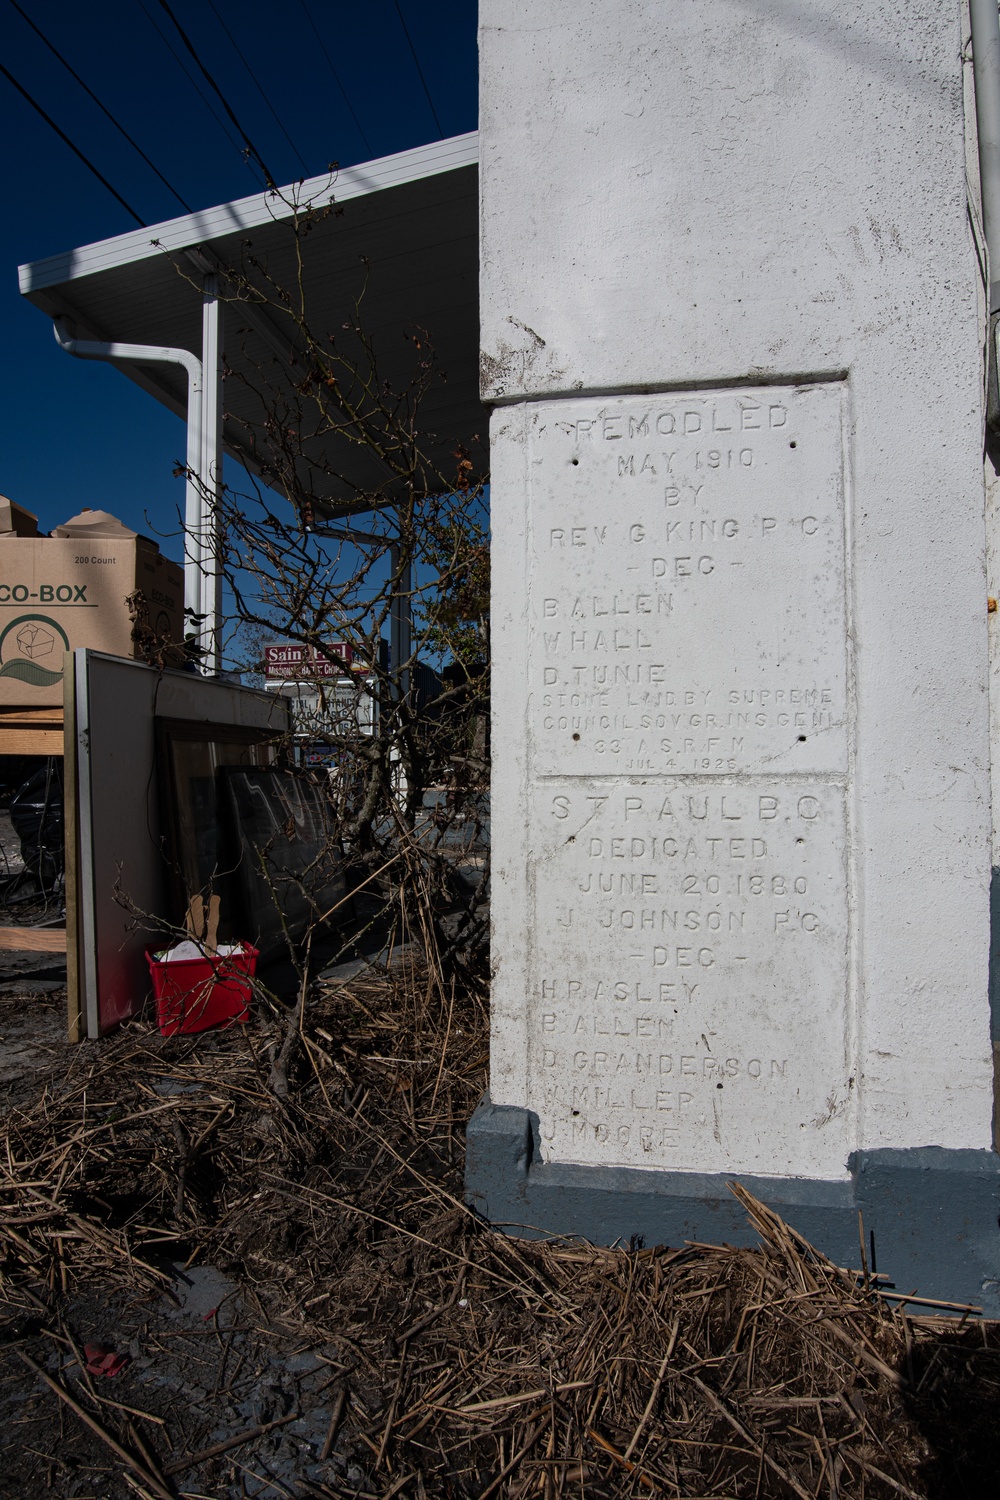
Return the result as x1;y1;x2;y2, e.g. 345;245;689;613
264;642;359;679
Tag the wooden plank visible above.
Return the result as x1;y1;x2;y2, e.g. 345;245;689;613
0;926;67;953
0;728;63;755
0;706;64;725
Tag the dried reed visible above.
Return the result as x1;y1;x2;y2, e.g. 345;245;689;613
1;965;998;1497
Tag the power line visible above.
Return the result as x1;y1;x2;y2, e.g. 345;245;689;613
205;0;309;176
392;0;444;140
135;0;259;183
0;60;146;226
296;0;372;157
156;0;278;190
7;0;192;213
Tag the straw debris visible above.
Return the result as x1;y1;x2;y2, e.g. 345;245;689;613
1;971;998;1497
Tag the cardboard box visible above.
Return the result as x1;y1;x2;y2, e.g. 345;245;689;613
0;509;184;706
0;496;39;537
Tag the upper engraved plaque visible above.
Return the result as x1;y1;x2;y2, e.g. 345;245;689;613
527;384;848;777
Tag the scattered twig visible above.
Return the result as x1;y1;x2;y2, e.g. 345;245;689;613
686;1373;813;1500
319;1383;348;1463
16;1351;174;1500
477;1418;548;1500
162;1413;298;1475
623;1317;678;1460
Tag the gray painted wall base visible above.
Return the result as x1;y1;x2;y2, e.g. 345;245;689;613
465;1096;1000;1316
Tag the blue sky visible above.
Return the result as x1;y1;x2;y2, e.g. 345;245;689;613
1;0;478;559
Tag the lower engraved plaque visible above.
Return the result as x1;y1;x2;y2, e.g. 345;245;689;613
526;780;852;1180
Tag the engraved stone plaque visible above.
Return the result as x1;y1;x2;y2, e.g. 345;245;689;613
517;384;853;1179
526;780;851;1179
527;385;847;778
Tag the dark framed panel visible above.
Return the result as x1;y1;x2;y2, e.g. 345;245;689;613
221;766;347;963
156;718;281;944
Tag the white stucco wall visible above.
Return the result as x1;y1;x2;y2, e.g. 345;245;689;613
483;0;994;1171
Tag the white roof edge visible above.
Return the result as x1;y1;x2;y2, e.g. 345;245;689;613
19;131;479;295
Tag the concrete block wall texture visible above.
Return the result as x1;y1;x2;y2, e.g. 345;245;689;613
473;0;1000;1292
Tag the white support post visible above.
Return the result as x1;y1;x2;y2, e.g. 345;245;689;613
201;275;223;674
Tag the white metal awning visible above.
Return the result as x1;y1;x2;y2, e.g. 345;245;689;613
18;133;484;519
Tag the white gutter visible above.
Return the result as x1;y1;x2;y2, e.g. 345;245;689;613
21;134;479;295
52;318;208;654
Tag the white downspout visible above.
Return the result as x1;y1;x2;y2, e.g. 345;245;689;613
52;318;207;660
972;0;1000;316
971;0;1000;460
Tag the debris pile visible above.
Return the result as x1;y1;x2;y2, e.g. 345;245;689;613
1;973;998;1497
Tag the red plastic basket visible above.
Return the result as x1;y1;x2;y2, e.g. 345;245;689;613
146;944;258;1036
